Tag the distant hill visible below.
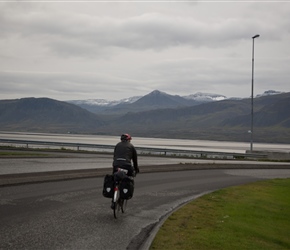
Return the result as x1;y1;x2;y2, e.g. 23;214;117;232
222;93;290;127
0;98;105;133
134;90;194;107
106;92;290;128
0;92;290;143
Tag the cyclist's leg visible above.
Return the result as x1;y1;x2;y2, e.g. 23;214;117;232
112;164;118;174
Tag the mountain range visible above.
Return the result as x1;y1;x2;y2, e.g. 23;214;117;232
0;90;289;143
67;90;283;115
67;90;227;114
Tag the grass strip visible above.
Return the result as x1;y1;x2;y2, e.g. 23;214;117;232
150;178;290;250
0;152;49;157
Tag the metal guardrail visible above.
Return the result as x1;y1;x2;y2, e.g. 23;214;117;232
0;138;267;159
0;139;115;150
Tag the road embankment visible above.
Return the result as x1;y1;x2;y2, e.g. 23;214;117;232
1;163;290;187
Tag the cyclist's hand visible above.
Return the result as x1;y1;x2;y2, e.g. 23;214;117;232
135;167;140;175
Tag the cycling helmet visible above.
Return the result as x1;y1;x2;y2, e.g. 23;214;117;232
121;133;132;141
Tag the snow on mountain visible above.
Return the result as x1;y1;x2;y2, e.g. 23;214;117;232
68;96;142;107
70;99;111;106
183;92;227;102
256;90;284;98
117;96;142;105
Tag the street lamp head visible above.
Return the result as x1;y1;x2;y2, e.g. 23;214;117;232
252;34;260;39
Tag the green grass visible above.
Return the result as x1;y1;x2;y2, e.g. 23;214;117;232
150;179;290;250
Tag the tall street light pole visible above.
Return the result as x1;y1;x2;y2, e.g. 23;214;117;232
250;34;260;152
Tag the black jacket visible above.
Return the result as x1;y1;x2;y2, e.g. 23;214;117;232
113;141;138;170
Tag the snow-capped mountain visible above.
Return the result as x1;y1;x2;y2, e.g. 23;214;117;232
183;92;226;102
67;90;228;114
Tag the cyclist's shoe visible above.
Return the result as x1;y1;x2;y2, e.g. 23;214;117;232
111;202;115;210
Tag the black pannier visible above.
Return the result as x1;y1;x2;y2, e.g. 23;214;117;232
102;174;114;198
119;177;134;200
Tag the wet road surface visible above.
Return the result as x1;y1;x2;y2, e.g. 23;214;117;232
1;169;290;250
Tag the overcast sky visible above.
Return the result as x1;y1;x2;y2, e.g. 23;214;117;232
1;1;289;101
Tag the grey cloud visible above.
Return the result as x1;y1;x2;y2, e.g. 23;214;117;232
1;5;279;58
1;2;290;101
0;70;139;100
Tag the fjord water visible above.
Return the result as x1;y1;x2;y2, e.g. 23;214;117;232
1;131;289;153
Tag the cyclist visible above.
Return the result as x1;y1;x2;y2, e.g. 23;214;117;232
112;133;139;176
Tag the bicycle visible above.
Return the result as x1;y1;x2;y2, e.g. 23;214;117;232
111;168;134;219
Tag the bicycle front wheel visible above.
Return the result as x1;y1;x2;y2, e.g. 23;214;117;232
113;188;121;219
121;199;127;213
113;201;121;219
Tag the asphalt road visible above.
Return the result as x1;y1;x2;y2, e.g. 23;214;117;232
1;169;290;250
